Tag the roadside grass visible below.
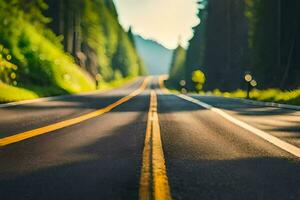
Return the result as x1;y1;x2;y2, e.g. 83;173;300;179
97;76;136;90
0;77;137;104
165;80;300;106
201;88;300;106
0;82;39;103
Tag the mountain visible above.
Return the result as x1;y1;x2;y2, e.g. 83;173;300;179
134;35;173;75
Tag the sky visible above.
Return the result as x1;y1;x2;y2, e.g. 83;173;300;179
113;0;200;49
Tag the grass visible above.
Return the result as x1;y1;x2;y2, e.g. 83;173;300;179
201;88;300;106
97;76;136;90
0;82;39;103
165;80;300;106
0;77;136;104
1;17;96;94
20;24;96;93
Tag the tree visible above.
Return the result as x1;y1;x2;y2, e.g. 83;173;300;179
44;0;146;80
168;44;186;88
184;0;208;91
184;0;249;91
127;26;135;48
246;0;300;89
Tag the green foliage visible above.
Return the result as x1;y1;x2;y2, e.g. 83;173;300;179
245;0;300;89
210;88;300;106
97;76;135;90
112;30;141;77
184;0;207;91
80;0;145;80
168;45;186;88
0;82;39;103
103;0;118;17
0;0;95;96
245;0;280;88
137;58;148;76
80;0;114;80
114;69;123;80
0;45;18;85
0;0;145;102
127;27;148;76
192;70;206;92
127;27;135;48
171;0;300;95
9;0;50;25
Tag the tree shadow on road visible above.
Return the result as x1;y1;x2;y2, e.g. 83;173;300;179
166;157;300;200
0;111;147;200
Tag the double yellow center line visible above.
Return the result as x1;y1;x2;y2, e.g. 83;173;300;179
0;78;150;146
139;90;172;200
0;77;173;199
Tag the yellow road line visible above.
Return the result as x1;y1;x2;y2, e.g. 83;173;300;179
139;90;172;200
0;78;150;147
139;97;152;200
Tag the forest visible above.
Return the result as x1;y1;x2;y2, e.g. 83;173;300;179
168;0;300;104
1;0;299;104
0;0;146;102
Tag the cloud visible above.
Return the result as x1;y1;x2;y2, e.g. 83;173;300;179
113;0;199;49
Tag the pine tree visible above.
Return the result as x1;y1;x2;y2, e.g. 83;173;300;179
169;44;186;88
184;0;208;91
127;27;135;48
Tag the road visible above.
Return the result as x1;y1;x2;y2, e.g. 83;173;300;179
0;77;299;200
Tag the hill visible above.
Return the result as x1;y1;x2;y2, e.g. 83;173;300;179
134;35;173;75
0;0;145;102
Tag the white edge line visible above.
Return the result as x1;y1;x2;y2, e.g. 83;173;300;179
177;94;300;158
240;98;300;111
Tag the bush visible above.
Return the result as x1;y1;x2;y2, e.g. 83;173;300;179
0;45;18;85
0;82;38;103
192;70;206;92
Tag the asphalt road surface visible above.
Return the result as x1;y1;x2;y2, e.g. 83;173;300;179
0;77;299;200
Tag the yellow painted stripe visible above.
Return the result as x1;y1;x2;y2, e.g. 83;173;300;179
0;78;150;147
139;97;152;200
139;90;172;200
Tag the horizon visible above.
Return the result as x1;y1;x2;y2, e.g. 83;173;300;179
134;34;175;50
